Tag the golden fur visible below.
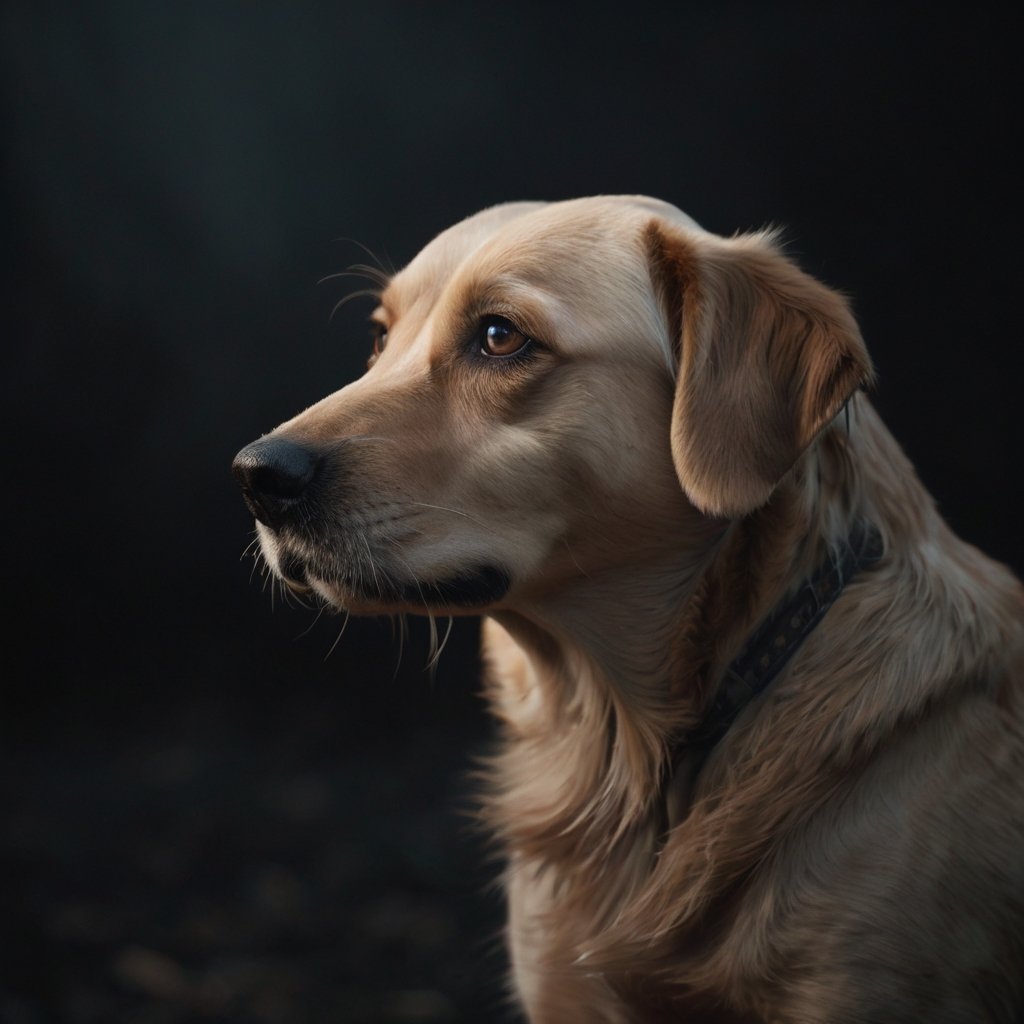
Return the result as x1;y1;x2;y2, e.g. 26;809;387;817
236;197;1024;1022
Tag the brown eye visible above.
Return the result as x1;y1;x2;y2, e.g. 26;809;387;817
481;316;531;358
368;322;388;367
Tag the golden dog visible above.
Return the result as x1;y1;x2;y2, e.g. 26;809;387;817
233;197;1024;1022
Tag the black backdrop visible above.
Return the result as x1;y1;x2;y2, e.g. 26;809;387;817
2;4;1020;1022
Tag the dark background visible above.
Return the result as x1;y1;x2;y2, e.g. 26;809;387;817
2;3;1020;1022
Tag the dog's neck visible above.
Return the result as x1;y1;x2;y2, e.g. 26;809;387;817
484;409;867;864
482;396;1022;973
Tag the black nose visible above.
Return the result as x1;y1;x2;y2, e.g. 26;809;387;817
231;436;320;530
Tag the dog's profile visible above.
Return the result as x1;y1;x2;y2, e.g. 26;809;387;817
233;197;1024;1022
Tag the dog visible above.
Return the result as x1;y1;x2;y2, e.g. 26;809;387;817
233;196;1024;1022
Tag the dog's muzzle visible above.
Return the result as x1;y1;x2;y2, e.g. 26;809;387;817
231;436;320;532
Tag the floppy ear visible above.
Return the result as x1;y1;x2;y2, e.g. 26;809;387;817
646;221;873;518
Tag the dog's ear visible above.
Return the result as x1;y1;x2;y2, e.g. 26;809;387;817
646;221;873;518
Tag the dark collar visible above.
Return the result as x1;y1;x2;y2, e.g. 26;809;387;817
690;517;884;767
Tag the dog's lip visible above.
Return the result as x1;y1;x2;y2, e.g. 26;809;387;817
277;550;312;592
302;565;512;615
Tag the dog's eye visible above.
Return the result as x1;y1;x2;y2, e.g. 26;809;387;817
481;316;531;358
368;322;389;368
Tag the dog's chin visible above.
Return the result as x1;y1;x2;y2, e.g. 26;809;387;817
282;557;512;615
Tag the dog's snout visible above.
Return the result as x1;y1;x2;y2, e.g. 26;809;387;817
231;436;320;530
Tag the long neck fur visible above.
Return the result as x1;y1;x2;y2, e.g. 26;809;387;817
482;393;1023;969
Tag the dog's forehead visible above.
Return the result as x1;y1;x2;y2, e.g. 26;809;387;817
384;196;702;314
384;202;547;311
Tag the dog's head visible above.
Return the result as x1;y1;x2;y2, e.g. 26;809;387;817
233;196;870;615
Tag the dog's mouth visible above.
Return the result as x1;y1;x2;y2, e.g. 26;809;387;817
276;549;316;594
235;435;520;614
371;565;512;609
272;540;511;613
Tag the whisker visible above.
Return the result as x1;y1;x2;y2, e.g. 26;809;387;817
338;435;398;447
249;550;266;586
330;288;381;323
408;501;493;532
348;262;392;286
385;549;442;674
359;534;383;598
317;267;387;288
295;602;328;640
323;610;351;661
426;616;454;673
426;612;438;676
392;613;408;680
328;238;396;277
